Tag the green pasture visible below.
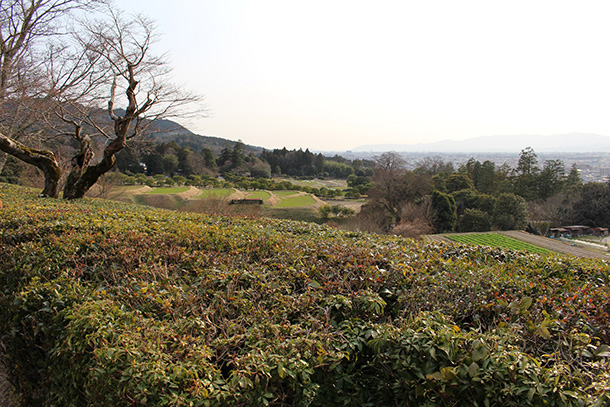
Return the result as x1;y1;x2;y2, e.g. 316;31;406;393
287;178;347;189
246;190;271;200
446;233;551;254
274;194;317;208
273;190;300;198
147;187;190;194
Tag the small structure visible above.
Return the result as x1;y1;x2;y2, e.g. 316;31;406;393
562;225;591;237
549;225;609;238
230;198;263;205
549;228;570;238
590;227;609;237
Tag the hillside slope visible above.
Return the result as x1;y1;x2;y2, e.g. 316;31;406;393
0;183;608;406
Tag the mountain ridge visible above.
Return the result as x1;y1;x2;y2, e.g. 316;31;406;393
352;133;610;153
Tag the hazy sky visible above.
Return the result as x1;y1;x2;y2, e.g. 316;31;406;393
117;0;610;151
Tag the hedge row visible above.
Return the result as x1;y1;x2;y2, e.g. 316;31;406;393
0;183;608;406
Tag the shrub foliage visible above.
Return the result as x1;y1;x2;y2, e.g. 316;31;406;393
0;184;609;406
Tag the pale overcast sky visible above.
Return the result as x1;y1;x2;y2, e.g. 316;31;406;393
116;0;610;151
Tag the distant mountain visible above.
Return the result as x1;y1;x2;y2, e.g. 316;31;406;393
353;133;610;153
144;119;263;155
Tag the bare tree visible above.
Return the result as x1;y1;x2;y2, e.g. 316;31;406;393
0;1;201;198
368;152;432;225
0;0;106;196
57;8;201;199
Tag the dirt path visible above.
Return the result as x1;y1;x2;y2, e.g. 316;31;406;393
423;230;610;259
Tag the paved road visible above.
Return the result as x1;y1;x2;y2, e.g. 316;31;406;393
423;230;610;260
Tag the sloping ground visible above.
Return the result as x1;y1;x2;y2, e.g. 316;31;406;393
499;230;609;259
176;186;203;199
2;185;609;405
424;231;609;259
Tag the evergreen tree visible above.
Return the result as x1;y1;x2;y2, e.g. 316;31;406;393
431;191;457;232
493;193;527;230
514;147;540;201
201;148;217;169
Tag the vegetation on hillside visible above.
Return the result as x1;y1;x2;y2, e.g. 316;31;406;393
446;233;551;255
349;148;600;238
0;184;608;406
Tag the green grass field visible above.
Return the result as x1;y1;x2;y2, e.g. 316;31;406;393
246;190;271;200
273;190;300;198
195;188;235;199
446;233;551;254
147;187;190;194
287;179;347;189
274;194;317;208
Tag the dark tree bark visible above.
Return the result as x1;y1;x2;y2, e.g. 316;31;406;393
0;151;6;175
63;65;151;199
62;124;94;199
63;134;123;199
0;132;60;197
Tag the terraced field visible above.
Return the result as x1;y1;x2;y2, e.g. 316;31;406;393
425;230;610;259
446;233;551;254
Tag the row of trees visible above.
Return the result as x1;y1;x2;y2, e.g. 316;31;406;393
111;141;376;181
0;0;199;199
353;148;592;237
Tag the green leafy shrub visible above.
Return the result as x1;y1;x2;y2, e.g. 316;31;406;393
0;183;608;406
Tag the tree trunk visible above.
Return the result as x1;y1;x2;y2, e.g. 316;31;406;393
0;151;6;175
62;134;94;199
0;133;61;197
63;134;126;200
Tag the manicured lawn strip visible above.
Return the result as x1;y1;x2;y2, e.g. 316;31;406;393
147;187;190;194
446;233;551;254
246;190;271;200
288;179;347;189
195;188;234;198
274;190;300;198
274;194;317;208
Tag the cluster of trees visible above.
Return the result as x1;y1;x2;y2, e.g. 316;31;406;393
109;141;375;183
353;148;591;237
260;148;374;179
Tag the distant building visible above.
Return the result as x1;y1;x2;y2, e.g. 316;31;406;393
549;225;608;238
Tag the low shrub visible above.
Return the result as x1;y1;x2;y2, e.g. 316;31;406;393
0;183;608;406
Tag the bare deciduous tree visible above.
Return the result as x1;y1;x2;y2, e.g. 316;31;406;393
0;0;106;196
0;2;201;198
57;8;201;199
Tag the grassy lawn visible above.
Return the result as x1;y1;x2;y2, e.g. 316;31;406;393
195;188;235;199
286;178;347;189
147;187;190;194
446;233;550;254
246;190;271;200
274;190;300;198
274;194;317;208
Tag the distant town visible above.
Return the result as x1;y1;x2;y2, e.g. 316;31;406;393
339;151;610;183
